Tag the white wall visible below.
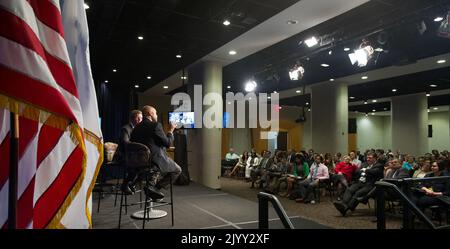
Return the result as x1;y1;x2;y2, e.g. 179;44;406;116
428;111;450;152
356;115;391;151
228;128;252;154
355;111;450;153
383;115;392;149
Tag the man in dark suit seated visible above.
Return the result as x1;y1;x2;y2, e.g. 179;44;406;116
126;106;182;199
118;110;142;193
333;152;384;216
116;110;142;160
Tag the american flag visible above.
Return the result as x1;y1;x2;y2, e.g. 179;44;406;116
0;0;102;228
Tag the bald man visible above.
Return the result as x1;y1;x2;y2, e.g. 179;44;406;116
129;106;182;199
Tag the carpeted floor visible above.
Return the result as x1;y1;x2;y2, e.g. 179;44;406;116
92;180;329;229
219;177;405;229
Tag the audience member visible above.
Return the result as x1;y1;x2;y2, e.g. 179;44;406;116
412;160;450;210
225;148;240;161
350;151;362;169
294;155;329;203
333;155;358;198
228;151;249;177
333;152;384;216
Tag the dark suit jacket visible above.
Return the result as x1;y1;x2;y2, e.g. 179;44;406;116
354;161;384;186
130;118;176;173
115;123;133;162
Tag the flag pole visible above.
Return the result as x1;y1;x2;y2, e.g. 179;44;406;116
8;112;19;229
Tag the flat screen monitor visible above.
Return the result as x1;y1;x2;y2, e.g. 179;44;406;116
169;112;195;128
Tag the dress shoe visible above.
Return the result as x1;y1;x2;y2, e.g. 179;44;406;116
144;185;165;200
333;201;348;216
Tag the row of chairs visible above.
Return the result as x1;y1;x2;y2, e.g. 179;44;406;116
93;142;174;229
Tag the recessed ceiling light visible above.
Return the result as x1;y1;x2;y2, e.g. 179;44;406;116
308;109;311;112
176;54;182;58
430;84;437;88
433;107;439;110
227;86;231;89
372;100;377;103
268;96;271;99
138;36;144;40
349;96;355;99
372;109;376;112
371;112;375;116
286;20;299;25
84;3;89;9
329;78;335;82
306;102;309;105
223;20;231;26
163;86;169;89
374;48;384;52
320;64;330;68
437;59;446;64
361;76;368;80
328;50;333;55
104;80;108;83
147;76;151;79
113;69;117;72
364;101;368;104
181;76;187;80
344;47;350;51
134;85;139;88
392;89;397;92
434;17;444;22
229;50;237;55
296;90;301;93
426;92;431;97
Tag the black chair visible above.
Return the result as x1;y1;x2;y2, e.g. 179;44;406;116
94;142;123;213
313;178;334;203
118;142;174;229
221;159;238;176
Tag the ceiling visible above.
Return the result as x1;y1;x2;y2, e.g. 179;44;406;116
86;0;299;90
222;0;450;109
88;0;450;114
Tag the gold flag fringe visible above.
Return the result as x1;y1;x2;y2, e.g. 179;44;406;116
0;94;88;229
84;129;104;228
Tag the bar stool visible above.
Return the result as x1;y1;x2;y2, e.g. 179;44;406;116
117;142;174;229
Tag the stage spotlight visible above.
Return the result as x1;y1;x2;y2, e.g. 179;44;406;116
289;64;305;81
438;11;450;38
304;37;318;47
348;40;374;67
244;80;257;92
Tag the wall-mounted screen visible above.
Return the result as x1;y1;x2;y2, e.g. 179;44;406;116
169;112;195;129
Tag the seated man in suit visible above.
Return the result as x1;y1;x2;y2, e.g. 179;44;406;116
119;110;142;193
127;106;182;199
116;110;143;163
333;152;384;216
